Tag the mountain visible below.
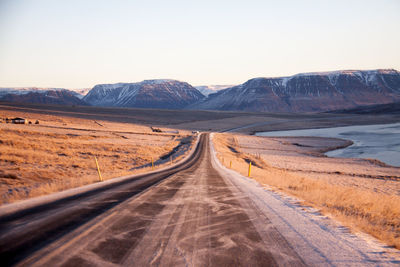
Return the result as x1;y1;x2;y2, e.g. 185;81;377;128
188;69;400;112
83;79;205;109
0;89;89;106
195;85;235;96
71;88;91;99
0;87;90;98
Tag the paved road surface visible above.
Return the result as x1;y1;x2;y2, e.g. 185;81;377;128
0;134;305;266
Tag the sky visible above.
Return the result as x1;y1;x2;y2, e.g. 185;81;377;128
0;0;399;88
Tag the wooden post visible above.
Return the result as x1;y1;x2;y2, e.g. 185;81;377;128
151;157;154;170
230;160;232;168
248;162;252;177
170;156;173;165
95;156;103;182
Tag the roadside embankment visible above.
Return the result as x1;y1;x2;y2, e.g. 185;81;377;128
212;133;400;249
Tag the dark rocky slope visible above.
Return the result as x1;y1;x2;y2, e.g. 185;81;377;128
189;69;400;112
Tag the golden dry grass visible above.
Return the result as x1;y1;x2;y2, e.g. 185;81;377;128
212;133;400;250
0;112;193;204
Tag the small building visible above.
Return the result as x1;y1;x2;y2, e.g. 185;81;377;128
11;117;28;124
150;126;162;133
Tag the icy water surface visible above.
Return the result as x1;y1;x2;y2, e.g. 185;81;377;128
256;123;400;167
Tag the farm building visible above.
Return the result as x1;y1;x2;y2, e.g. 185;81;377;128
9;117;28;124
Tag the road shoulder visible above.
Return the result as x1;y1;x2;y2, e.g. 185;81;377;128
209;133;400;266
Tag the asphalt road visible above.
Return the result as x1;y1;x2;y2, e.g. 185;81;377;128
0;134;305;266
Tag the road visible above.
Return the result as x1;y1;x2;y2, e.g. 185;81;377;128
0;134;305;266
1;133;399;266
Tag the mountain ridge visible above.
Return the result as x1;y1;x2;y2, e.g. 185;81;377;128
0;90;89;106
188;69;400;112
2;69;399;112
83;79;204;109
194;85;234;96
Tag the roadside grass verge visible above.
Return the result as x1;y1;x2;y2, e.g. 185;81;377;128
0;127;193;204
212;133;400;250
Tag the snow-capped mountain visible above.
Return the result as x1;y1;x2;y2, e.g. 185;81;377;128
195;85;235;96
83;79;205;109
188;69;400;112
3;69;399;112
0;89;88;106
71;88;91;99
0;87;90;99
0;87;65;96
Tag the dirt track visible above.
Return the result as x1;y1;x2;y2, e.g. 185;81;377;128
0;134;305;266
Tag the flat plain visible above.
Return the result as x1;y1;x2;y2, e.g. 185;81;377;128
1;101;399;251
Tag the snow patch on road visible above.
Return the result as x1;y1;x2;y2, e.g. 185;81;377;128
209;133;400;266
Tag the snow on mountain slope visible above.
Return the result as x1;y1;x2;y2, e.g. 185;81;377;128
0;89;89;106
71;88;91;99
195;85;235;96
83;79;205;109
0;87;65;97
189;69;400;112
0;87;90;99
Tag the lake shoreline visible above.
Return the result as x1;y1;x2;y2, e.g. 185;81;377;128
255;122;400;167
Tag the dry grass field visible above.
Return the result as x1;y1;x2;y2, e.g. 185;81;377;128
212;133;400;249
0;109;193;204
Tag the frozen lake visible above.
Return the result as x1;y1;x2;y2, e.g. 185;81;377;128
256;123;400;167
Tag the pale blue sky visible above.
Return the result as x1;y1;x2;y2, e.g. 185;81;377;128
0;0;399;88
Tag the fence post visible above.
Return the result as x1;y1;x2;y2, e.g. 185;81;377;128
151;157;154;170
230;160;232;168
170;156;173;165
95;156;103;182
248;162;252;177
